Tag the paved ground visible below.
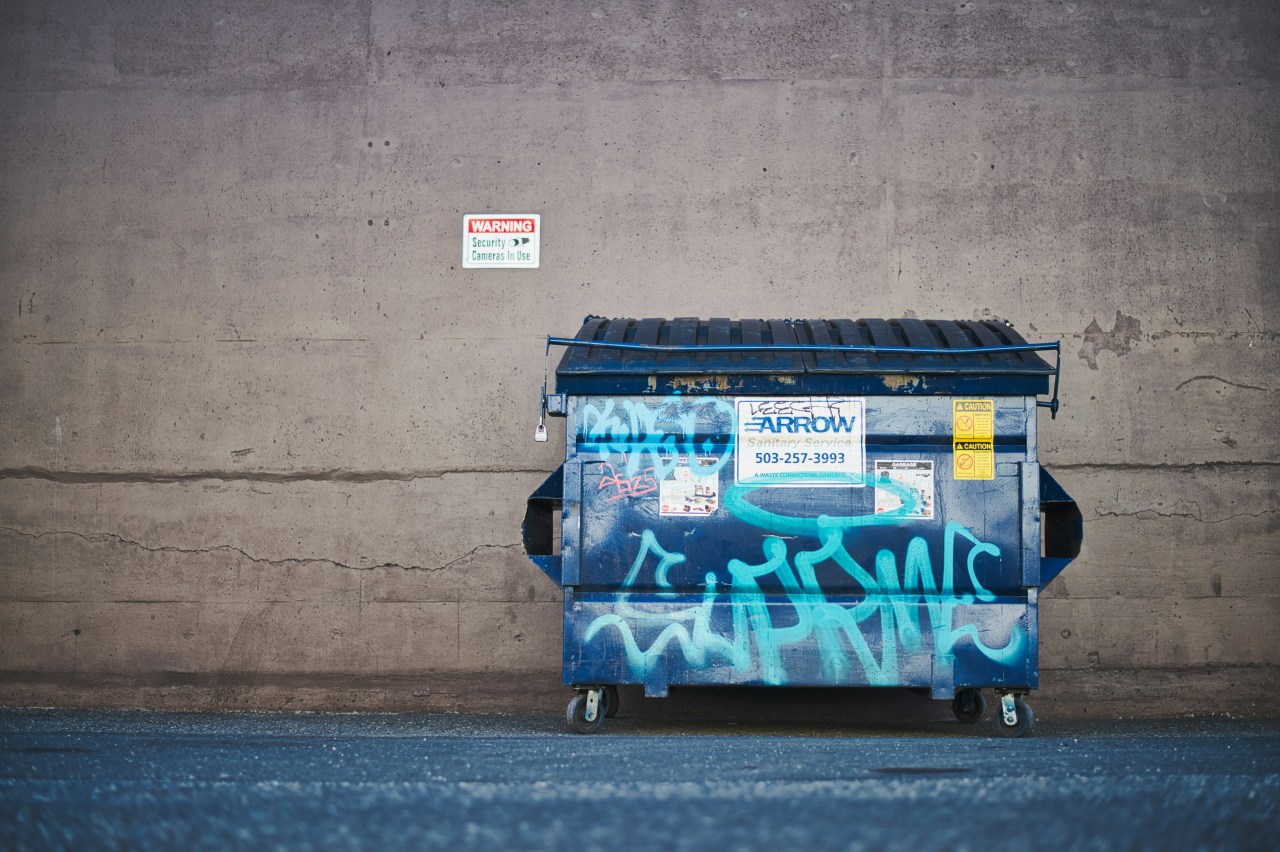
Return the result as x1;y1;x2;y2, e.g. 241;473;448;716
1;708;1277;850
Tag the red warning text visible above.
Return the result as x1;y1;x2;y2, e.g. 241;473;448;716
467;218;537;234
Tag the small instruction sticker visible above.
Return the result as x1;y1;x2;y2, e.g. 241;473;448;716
874;460;935;519
953;399;995;480
659;458;720;517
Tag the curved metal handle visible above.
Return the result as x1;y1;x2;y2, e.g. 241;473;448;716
522;465;564;584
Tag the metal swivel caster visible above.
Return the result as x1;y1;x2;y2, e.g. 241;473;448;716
993;692;1035;738
952;688;987;724
566;688;609;734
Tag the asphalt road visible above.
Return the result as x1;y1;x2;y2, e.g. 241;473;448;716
2;709;1277;851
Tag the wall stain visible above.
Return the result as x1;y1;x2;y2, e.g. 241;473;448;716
1079;311;1142;370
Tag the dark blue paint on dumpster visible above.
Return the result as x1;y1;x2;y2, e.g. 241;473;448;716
523;317;1082;736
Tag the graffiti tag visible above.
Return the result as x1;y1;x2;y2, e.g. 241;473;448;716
598;462;658;501
579;397;736;480
584;477;1024;686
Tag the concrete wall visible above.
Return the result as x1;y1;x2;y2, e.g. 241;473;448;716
1;0;1276;717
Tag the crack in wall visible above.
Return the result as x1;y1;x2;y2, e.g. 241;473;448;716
1173;375;1272;393
1091;508;1276;524
1041;663;1280;673
0;526;520;574
1045;461;1280;471
0;468;551;484
2;597;555;605
437;544;520;572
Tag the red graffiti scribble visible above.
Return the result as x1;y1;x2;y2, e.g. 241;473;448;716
600;462;658;501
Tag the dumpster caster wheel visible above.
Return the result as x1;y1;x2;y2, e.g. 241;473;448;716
567;691;607;734
952;689;987;724
993;695;1034;738
603;685;620;719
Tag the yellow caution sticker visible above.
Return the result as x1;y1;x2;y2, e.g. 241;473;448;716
953;399;995;480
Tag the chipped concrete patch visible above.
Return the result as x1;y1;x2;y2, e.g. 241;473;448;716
1078;311;1143;370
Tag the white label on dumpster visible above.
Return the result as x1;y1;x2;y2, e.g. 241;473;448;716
462;214;540;268
874;460;935;519
735;397;865;487
659;457;720;517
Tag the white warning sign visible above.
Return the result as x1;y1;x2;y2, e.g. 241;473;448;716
462;214;540;268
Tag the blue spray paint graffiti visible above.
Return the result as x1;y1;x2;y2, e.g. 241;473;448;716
583;476;1026;686
579;397;736;480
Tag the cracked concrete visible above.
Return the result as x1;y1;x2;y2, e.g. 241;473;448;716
1173;375;1273;393
436;544;522;573
0;527;436;573
1091;509;1276;525
0;468;550;484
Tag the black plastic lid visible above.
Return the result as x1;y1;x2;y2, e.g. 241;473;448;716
554;316;1055;397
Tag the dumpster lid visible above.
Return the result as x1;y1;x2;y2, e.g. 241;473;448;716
553;316;1058;397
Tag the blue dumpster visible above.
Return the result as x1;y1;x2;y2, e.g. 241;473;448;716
523;317;1082;736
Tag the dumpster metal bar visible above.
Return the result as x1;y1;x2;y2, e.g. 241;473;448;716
546;336;1059;357
522;464;564;584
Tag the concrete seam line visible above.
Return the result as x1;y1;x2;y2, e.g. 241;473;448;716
0;468;554;484
1090;508;1277;524
0;526;522;573
3;463;1277;485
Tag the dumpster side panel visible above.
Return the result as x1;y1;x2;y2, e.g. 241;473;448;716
563;394;1040;696
566;594;1035;694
